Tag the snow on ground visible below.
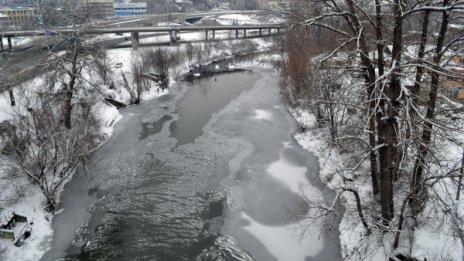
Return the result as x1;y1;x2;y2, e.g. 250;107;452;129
214;13;284;26
0;76;71;260
93;102;123;139
0;175;53;261
106;48;168;102
85;33;132;45
290;103;464;260
0;77;48;121
291;109;344;190
216;14;260;25
179;31;205;41
408;105;464;260
291;108;375;259
449;23;464;30
1;36;43;49
413;229;462;260
0;92;17;122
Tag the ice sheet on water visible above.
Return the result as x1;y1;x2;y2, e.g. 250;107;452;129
253;109;273;121
267;152;309;194
240;211;324;260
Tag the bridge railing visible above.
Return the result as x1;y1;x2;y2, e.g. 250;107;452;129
0;24;286;37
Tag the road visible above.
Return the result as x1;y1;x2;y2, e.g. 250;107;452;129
92;10;261;28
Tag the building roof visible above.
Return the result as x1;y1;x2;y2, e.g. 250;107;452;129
0;7;35;12
79;0;114;4
114;2;147;7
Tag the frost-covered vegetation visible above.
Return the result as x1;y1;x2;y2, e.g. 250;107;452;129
278;0;464;260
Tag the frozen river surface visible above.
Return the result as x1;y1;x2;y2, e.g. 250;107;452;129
41;68;341;261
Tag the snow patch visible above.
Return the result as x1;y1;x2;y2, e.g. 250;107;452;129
0;176;53;261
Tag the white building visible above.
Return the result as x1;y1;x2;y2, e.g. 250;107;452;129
114;2;147;17
0;13;9;28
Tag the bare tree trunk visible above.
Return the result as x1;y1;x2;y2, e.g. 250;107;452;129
456;151;464;200
63;68;79;129
121;72;137;104
62;38;80;129
410;0;450;216
368;87;380;195
393;196;410;249
8;88;15;106
344;0;380;196
380;0;404;225
63;88;73;129
405;5;430;157
370;0;385;196
411;7;431;100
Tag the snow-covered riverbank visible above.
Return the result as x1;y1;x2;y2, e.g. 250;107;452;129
290;107;464;260
0;47;167;261
0;65;166;261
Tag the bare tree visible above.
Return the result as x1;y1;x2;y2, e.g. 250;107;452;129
144;47;184;89
185;43;194;62
35;0;106;129
1;88;99;211
0;54;16;106
91;42;113;86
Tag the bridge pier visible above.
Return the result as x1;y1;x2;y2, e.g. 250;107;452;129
244;29;247;38
0;36;4;52
7;36;12;52
170;30;179;45
205;30;208;41
259;29;262;36
212;30;216;40
131;32;140;50
235;30;239;39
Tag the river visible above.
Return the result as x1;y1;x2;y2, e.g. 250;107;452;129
40;68;341;261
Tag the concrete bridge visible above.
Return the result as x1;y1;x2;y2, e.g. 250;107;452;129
0;24;285;52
